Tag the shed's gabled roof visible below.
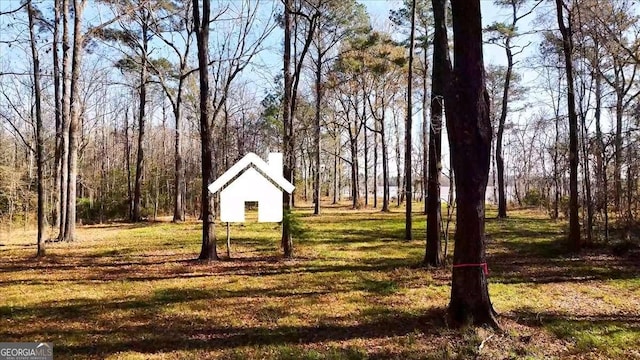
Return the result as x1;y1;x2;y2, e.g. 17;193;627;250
208;153;295;194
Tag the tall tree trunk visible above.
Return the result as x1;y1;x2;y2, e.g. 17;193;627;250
395;119;402;207
374;117;378;208
404;0;416;240
496;46;512;219
28;0;45;257
594;70;609;241
349;128;359;209
132;14;149;222
63;0;86;242
422;45;429;215
53;0;62;231
302;150;308;201
194;0;218;260
580;103;593;246
626;146;634;225
125;109;133;220
363;102;369;207
99;113;107;224
58;0;71;241
381;113;390;212
552;69;561;220
173;89;185;221
614;92;622;212
446;0;499;328
425;0;450;267
281;0;294;257
333;137;338;204
555;0;581;251
172;46;189;223
314;47;322;215
553;109;560;220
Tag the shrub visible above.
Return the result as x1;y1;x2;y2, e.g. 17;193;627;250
522;189;544;207
77;197;132;224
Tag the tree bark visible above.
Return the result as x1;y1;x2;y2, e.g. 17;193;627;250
594;69;609;241
422;44;429;215
314;44;322;215
580;98;593;246
281;0;294;257
374;116;378;209
381;111;390;212
132;12;149;222
496;47;512;219
333;136;339;204
52;0;62;231
57;0;71;242
404;0;416;240
28;0;45;257
363;97;369;207
380;119;390;212
194;0;218;260
614;91;622;212
553;99;560;220
425;0;450;267
394;116;402;207
125;109;133;220
495;1;526;219
63;0;86;242
349;125;360;209
173;94;185;222
446;0;499;328
555;0;581;251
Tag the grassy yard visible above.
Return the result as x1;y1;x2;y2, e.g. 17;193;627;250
1;204;639;359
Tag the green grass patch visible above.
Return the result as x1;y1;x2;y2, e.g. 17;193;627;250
547;319;640;357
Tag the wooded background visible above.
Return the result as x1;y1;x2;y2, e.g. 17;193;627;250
1;0;639;264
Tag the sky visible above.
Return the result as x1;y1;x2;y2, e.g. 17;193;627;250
0;0;549;102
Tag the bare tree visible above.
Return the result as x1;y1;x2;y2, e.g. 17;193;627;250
282;0;319;256
404;0;416;240
193;0;217;260
58;0;144;241
147;1;194;222
62;0;87;242
555;0;581;250
424;0;450;267
486;0;540;219
308;0;367;215
26;0;45;257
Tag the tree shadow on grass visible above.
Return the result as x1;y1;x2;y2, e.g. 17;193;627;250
490;234;569;258
83;221;163;230
305;228;409;244
0;254;424;287
487;232;640;284
0;290;448;358
303;213;405;225
0;255;192;274
509;309;640;327
53;311;443;357
0;286;327;322
507;308;640;355
482;214;640;285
